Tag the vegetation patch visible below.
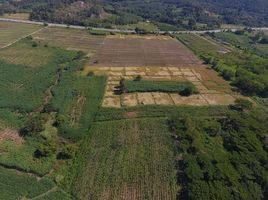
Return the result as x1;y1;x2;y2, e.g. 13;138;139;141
169;108;268;199
123;80;198;95
0;166;56;200
62;118;177;199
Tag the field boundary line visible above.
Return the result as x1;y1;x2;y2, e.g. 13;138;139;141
0;26;46;50
94;114;228;123
30;186;58;200
194;33;231;51
94;116;168;123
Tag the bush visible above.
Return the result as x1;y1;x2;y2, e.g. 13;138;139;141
87;71;95;77
32;41;38;47
134;75;142;81
57;144;77;160
34;141;56;158
231;98;253;111
20;114;47;136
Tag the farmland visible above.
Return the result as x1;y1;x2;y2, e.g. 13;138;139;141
0;19;268;200
87;35;202;68
33;27;105;55
63;118;177;200
0;21;42;49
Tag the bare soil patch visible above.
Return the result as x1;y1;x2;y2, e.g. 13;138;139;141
88;35;203;68
0;129;24;145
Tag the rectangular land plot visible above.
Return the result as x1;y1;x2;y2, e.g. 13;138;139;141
89;35;203;67
33;27;105;54
0;21;42;48
69;118;177;200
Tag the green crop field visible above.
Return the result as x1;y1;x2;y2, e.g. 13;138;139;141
63;118;177;200
124;80;198;94
0;21;41;48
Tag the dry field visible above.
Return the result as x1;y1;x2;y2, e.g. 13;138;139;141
85;66;241;108
86;35;202;68
0;21;42;49
33;27;105;55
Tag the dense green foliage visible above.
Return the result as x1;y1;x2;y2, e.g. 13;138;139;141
2;0;268;30
51;61;106;141
0;39;76;113
213;31;268;58
169;109;268;199
0;136;56;175
177;34;268;97
124;80;198;94
0;166;55;200
62;118;177;199
96;105;228;122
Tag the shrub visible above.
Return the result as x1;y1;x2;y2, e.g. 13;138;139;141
231;98;253;111
32;41;38;47
57;144;77;160
87;71;95;77
134;75;142;81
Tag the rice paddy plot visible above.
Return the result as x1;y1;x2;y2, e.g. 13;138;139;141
33;27;105;55
0;21;42;49
65;118;177;200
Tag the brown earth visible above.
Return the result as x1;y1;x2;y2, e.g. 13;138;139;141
0;129;24;145
88;35;204;68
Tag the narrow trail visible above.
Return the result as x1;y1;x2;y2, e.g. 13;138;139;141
30;186;58;200
0;163;42;178
0;26;46;50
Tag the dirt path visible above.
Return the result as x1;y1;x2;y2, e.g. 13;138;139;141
30;186;58;200
0;26;46;50
30;70;60;115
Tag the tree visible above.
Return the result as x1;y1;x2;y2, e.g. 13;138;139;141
188;18;196;29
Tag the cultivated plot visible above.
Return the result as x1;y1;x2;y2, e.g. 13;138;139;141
0;21;42;49
87;35;203;68
86;66;240;107
69;118;177;200
33;27;105;55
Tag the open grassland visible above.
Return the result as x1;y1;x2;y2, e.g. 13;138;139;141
33;27;105;55
63;118;177;200
0;21;41;48
177;33;268;97
87;35;202;68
